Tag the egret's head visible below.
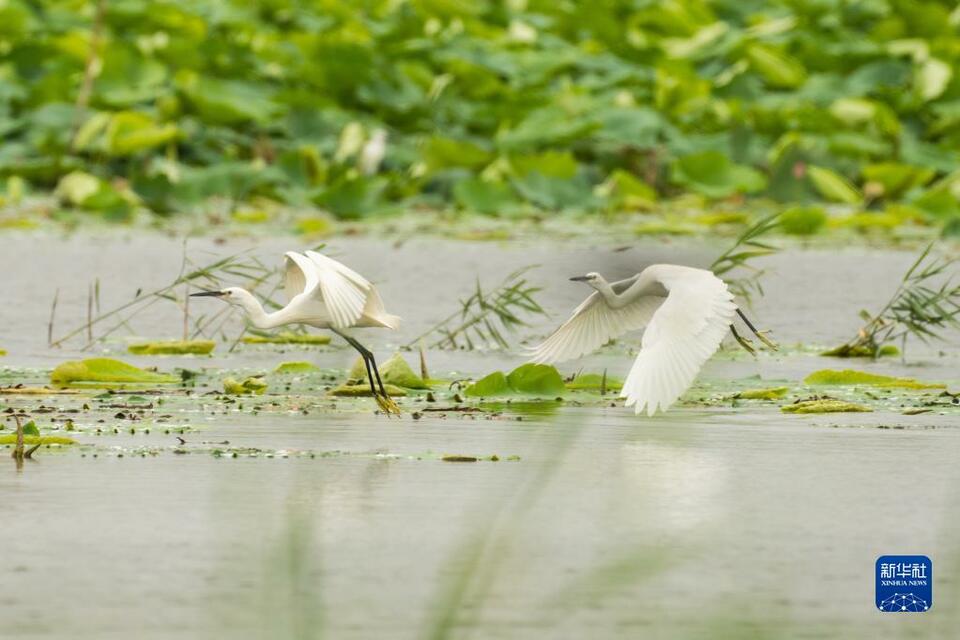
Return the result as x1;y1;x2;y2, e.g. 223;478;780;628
570;272;602;285
190;287;247;305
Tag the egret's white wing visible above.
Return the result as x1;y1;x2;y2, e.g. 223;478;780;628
283;252;320;302
304;250;372;328
621;268;736;416
529;281;665;364
360;285;401;329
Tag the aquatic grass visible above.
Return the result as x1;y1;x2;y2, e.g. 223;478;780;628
826;243;960;358
407;267;547;350
710;213;780;304
50;243;326;349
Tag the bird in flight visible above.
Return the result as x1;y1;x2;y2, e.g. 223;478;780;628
191;250;402;415
529;264;776;416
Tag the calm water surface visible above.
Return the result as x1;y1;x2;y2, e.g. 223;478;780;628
1;234;958;639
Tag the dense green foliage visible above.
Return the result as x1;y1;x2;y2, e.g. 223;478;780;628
2;0;960;227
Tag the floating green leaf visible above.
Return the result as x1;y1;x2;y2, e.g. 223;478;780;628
273;361;320;374
465;364;564;397
242;332;331;345
463;371;511;398
736;387;789;400
506;364;565;395
803;369;944;389
781;400;872;414
0;435;77;445
128;340;215;355
565;373;624;393
223;376;268;395
51;358;178;385
349;353;427;389
331;383;406;397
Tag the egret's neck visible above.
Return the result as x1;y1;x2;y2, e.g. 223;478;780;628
591;273;652;309
233;291;286;329
591;277;621;306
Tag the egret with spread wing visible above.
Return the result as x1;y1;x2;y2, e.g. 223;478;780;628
529;264;776;416
191;250;402;415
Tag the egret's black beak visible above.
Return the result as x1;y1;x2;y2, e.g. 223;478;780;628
190;290;225;298
569;276;590;282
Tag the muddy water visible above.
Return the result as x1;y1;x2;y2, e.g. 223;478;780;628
1;233;959;639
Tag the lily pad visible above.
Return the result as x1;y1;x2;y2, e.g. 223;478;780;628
671;151;766;199
464;371;511;398
242;332;331;345
331;383;407;397
0;435;77;445
223;377;268;395
128;340;215;355
0;386;81;395
349;353;427;389
565;373;623;393
51;358;178;385
804;369;944;389
779;207;826;236
465;364;565;398
506;364;566;395
736;387;789;400
820;344;900;358
781;400;872;414
274;361;319;374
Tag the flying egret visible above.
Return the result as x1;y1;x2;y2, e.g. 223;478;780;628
191;250;402;415
529;264;777;416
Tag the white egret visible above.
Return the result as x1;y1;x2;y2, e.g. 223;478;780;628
191;250;402;415
529;264;776;416
359;128;388;176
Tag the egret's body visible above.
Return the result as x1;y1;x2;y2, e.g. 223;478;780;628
359;129;387;176
530;264;775;416
192;250;401;414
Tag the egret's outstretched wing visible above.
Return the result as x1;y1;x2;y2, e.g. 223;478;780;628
621;268;736;416
304;250;372;328
360;285;401;329
283;252;320;302
529;280;665;364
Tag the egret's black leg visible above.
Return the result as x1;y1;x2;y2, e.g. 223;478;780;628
365;351;388;397
735;309;778;350
730;324;756;355
359;351;379;398
331;329;400;415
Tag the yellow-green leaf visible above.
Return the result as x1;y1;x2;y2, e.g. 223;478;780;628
745;43;806;89
807;166;861;204
51;358;178;385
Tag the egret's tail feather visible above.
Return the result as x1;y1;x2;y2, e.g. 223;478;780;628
381;314;401;330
